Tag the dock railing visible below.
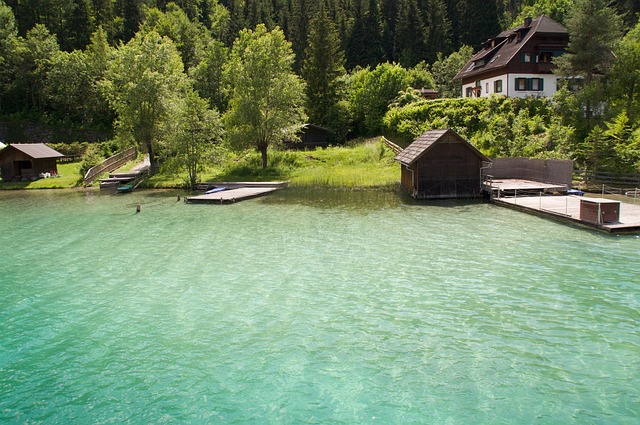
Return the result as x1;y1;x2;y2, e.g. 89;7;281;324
84;147;137;186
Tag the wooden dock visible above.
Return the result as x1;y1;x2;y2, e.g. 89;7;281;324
486;178;567;194
493;194;640;233
185;182;287;204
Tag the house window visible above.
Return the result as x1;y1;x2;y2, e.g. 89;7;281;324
486;82;489;93
494;80;503;93
531;78;543;91
523;53;532;63
515;77;544;91
539;52;553;63
466;87;474;97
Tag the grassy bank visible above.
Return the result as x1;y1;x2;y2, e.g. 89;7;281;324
1;138;400;191
144;138;400;189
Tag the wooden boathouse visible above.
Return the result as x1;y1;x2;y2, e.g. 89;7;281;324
0;143;65;182
395;129;490;199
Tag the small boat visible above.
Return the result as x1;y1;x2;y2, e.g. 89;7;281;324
205;187;226;194
116;183;134;193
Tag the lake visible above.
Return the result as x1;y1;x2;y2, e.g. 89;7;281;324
0;188;638;424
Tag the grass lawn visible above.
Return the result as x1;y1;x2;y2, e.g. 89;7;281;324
0;162;83;189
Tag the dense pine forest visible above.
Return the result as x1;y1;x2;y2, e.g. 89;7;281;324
1;0;640;177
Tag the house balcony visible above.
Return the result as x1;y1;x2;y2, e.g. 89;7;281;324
537;62;555;73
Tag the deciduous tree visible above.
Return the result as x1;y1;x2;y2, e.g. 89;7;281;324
165;90;224;189
223;24;306;169
101;31;188;174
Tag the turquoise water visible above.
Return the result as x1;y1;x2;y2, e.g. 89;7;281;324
0;189;638;424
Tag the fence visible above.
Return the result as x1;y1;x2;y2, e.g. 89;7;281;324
381;136;403;155
84;147;137;186
490;158;574;187
573;169;640;192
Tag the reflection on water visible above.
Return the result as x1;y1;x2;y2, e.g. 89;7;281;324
0;189;638;424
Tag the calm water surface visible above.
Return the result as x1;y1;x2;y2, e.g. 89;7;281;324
0;189;638;424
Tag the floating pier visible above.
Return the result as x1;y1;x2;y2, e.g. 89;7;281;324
185;182;287;204
493;194;640;233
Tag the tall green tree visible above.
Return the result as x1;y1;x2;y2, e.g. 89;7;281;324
346;0;384;68
555;0;623;131
302;4;346;126
190;38;229;111
165;90;224;189
555;0;623;86
101;31;188;174
140;3;209;69
394;0;427;68
346;62;414;135
223;24;306;169
286;0;318;70
381;0;398;61
430;45;473;97
456;0;501;50
424;0;452;63
0;0;17;113
609;21;640;120
11;24;60;113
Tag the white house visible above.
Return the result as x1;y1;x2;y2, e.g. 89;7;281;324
453;16;569;99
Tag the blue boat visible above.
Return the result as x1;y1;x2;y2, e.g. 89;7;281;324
116;183;134;193
205;187;226;194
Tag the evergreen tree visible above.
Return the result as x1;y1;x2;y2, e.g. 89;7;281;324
556;0;623;85
287;0;319;71
346;0;384;68
555;0;623;136
456;0;501;50
61;0;93;51
92;0;116;42
223;0;246;44
0;0;18;113
302;4;346;126
394;0;427;68
381;0;398;61
424;0;452;63
115;0;145;42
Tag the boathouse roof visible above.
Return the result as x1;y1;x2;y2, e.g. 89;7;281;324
395;129;489;165
1;143;65;159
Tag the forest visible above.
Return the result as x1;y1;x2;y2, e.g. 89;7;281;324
1;0;640;182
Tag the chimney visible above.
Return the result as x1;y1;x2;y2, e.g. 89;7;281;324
524;17;532;27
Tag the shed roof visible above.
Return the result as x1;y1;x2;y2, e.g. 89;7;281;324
453;15;567;81
1;143;65;159
394;129;490;165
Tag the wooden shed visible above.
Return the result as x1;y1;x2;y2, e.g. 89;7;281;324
0;143;65;181
285;124;332;150
395;129;490;199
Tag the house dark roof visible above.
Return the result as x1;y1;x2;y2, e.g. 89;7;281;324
395;129;489;165
2;143;65;159
453;15;567;81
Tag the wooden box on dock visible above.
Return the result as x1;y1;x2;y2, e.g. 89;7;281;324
579;198;620;224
